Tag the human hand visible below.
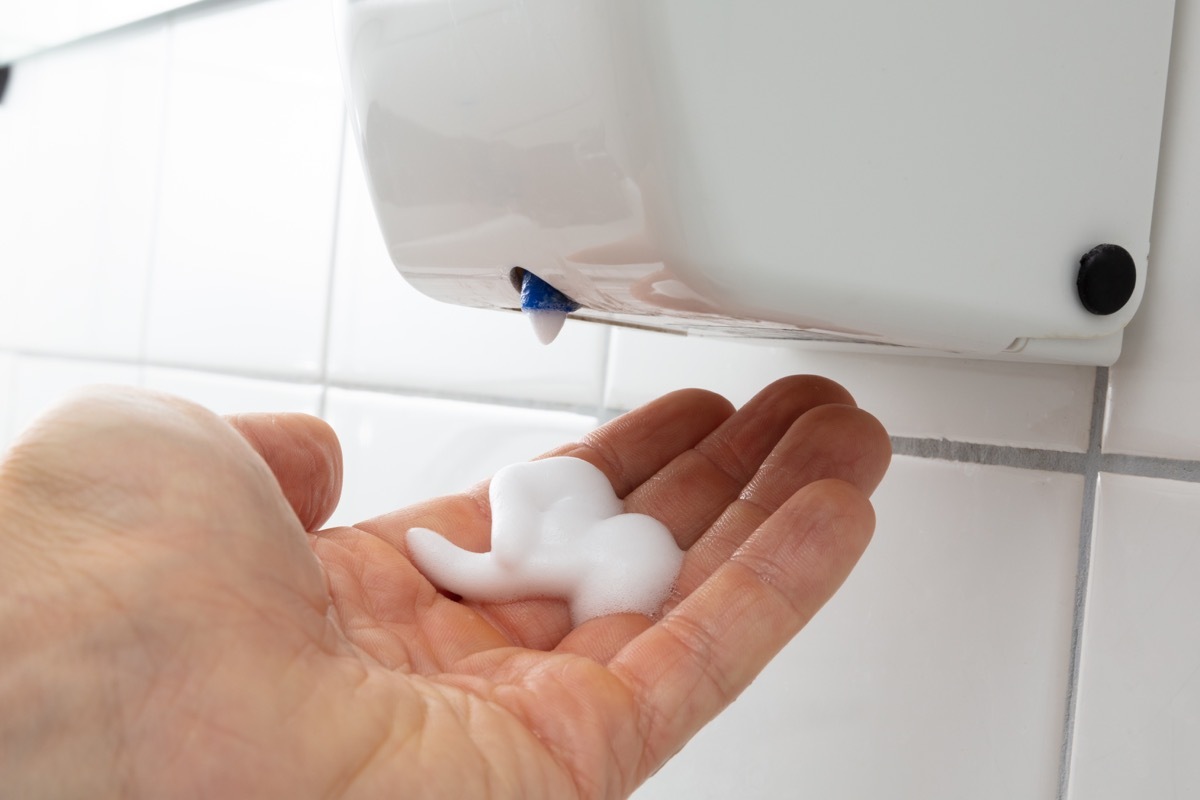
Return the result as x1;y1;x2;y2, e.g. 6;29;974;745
0;376;889;799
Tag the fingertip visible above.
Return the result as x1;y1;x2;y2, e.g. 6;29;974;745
653;387;737;419
784;404;893;495
593;387;737;446
553;387;738;498
754;374;857;410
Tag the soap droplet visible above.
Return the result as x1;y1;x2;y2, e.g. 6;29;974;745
527;308;569;345
518;271;580;346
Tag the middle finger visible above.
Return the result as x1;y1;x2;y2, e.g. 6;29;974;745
624;375;856;549
665;403;890;612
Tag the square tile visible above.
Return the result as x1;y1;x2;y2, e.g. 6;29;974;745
144;0;344;378
0;57;34;349
1105;1;1200;459
1067;472;1200;799
322;388;597;527
326;132;609;407
0;23;169;358
143;366;321;416
607;329;1096;451
0;352;15;450
8;355;143;440
636;457;1083;800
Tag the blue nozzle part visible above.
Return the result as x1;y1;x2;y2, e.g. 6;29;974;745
520;271;581;314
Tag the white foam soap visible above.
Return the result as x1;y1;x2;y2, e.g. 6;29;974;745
406;457;685;625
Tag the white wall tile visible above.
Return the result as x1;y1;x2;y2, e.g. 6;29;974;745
322;388;596;527
1105;0;1200;460
0;352;15;450
143;366;321;416
0;23;168;358
0;2;1192;792
326;133;609;407
607;329;1096;451
637;457;1083;800
8;355;142;438
144;0;343;378
1067;473;1200;800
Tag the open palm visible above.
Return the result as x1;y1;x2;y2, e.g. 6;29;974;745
0;376;889;799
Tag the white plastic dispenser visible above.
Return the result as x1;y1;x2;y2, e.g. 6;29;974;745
335;0;1177;364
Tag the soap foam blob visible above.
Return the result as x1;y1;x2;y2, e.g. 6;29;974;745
406;456;685;626
526;308;568;345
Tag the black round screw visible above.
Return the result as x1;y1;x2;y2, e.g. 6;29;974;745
1076;244;1137;316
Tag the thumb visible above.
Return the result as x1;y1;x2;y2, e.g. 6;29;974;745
224;413;343;532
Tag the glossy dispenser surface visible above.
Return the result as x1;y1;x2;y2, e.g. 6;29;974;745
335;0;1176;364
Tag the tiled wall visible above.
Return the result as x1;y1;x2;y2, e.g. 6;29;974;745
1;0;1198;797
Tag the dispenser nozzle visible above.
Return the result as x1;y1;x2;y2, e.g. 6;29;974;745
519;271;580;345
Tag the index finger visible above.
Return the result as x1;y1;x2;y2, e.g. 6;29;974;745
536;387;736;498
354;387;734;556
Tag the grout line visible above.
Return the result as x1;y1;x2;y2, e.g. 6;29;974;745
326;380;607;418
136;16;176;365
0;348;604;416
1102;453;1200;483
888;427;1200;485
1;348;324;384
5;346;1200;481
1056;366;1108;800
316;114;349;420
888;437;1089;474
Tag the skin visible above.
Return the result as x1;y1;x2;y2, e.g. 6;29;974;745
0;375;890;799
